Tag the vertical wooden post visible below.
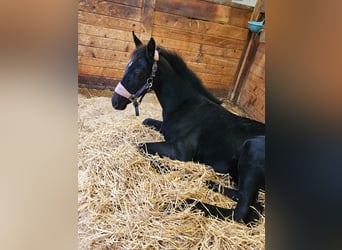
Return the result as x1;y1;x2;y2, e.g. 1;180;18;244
141;0;156;42
230;33;260;103
229;0;264;103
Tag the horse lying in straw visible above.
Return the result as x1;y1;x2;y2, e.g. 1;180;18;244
112;32;265;224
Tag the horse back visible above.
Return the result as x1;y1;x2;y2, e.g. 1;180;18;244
161;99;264;173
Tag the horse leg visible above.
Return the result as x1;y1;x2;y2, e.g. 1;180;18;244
201;137;264;223
185;199;234;220
142;118;163;132
233;139;265;223
139;141;194;161
138;141;195;174
205;180;239;202
233;182;260;223
186;183;260;224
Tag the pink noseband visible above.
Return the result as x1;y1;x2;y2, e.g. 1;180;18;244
114;81;132;99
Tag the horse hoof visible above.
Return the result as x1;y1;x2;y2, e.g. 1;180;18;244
142;118;154;126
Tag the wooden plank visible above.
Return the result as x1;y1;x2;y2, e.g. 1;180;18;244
78;45;131;61
168;49;239;68
206;0;250;8
155;0;230;23
154;37;241;59
152;36;242;64
249;63;265;78
238;92;264;122
105;0;143;8
140;0;156;41
187;62;236;76
79;64;124;79
197;72;232;84
201;44;243;59
78;23;138;45
78;11;140;33
229;7;252;28
152;26;245;48
78;75;117;89
153;36;201;53
193;53;239;67
153;11;248;40
78;55;128;70
245;72;265;86
229;31;260;102
78;33;136;53
203;80;233;91
79;0;141;22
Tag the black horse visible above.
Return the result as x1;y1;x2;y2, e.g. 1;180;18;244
112;32;265;224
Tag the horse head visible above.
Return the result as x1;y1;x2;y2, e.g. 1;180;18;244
111;32;159;115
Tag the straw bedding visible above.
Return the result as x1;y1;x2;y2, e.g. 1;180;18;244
78;93;265;249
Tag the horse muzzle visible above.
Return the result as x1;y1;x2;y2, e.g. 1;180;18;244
111;93;129;110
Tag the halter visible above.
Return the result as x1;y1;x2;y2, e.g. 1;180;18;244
114;50;159;116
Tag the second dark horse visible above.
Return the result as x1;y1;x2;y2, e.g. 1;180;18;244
112;32;265;224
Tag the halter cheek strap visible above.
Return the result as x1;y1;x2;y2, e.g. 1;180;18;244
115;49;159;116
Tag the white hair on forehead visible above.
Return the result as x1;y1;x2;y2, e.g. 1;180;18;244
124;61;133;74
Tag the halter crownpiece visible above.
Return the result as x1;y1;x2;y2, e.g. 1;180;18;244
114;49;159;116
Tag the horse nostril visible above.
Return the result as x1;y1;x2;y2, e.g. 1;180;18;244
112;96;118;108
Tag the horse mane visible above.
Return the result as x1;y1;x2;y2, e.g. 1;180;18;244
132;45;222;105
158;48;222;105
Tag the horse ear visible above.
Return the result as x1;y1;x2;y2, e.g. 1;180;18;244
146;38;156;60
132;31;142;47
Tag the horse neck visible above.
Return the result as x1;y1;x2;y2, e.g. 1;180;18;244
153;61;198;117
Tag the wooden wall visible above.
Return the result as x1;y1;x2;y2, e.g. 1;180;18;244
235;36;265;122
78;0;253;97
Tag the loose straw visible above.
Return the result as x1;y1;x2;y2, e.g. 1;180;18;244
78;93;265;249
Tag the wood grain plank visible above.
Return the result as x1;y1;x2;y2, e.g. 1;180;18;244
79;0;141;21
152;26;245;48
140;0;156;41
155;0;230;23
249;63;265;78
78;55;128;71
187;62;237;76
78;74;117;89
105;0;143;8
79;64;124;79
153;36;201;52
197;72;232;84
229;7;252;28
78;45;131;61
201;44;243;59
166;49;239;68
78;33;136;53
78;11;140;33
153;11;248;40
153;35;243;59
194;53;239;67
